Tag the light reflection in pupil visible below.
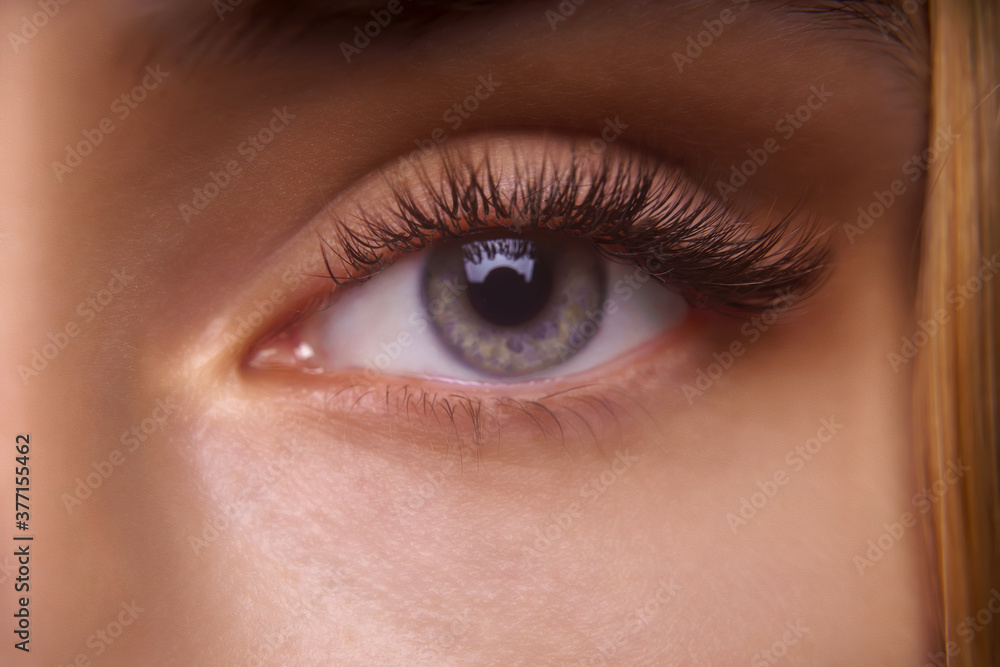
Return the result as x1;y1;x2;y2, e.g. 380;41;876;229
463;240;553;327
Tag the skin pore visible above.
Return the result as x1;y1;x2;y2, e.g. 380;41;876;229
2;0;937;664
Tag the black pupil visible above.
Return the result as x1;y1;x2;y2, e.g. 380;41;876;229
464;240;553;327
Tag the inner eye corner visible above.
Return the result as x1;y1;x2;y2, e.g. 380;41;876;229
238;288;331;373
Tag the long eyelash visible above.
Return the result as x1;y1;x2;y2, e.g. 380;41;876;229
317;143;832;313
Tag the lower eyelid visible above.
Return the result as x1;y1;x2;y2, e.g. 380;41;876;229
236;271;747;462
250;333;697;463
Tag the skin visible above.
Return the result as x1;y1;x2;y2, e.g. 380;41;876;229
1;0;938;664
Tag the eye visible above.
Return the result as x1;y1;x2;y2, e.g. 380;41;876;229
255;233;688;382
243;136;830;389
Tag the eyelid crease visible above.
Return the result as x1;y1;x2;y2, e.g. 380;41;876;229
315;140;833;313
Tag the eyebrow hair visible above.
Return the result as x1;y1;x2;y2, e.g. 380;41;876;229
151;0;925;69
160;0;519;64
781;0;927;77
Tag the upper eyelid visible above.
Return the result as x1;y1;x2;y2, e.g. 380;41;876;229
314;137;834;313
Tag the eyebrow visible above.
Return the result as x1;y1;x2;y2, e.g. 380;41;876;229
148;0;925;70
782;0;927;77
155;0;523;65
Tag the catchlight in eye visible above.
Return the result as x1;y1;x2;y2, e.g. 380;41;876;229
423;235;606;377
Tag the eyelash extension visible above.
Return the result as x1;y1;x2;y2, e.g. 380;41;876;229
317;143;833;313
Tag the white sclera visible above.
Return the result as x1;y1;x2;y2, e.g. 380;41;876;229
315;250;688;383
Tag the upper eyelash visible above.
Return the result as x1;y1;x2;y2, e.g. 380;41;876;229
317;142;833;313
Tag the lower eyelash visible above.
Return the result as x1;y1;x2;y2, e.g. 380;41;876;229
316;139;833;314
322;378;648;459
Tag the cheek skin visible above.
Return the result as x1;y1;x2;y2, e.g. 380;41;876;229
77;199;927;665
21;184;931;665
